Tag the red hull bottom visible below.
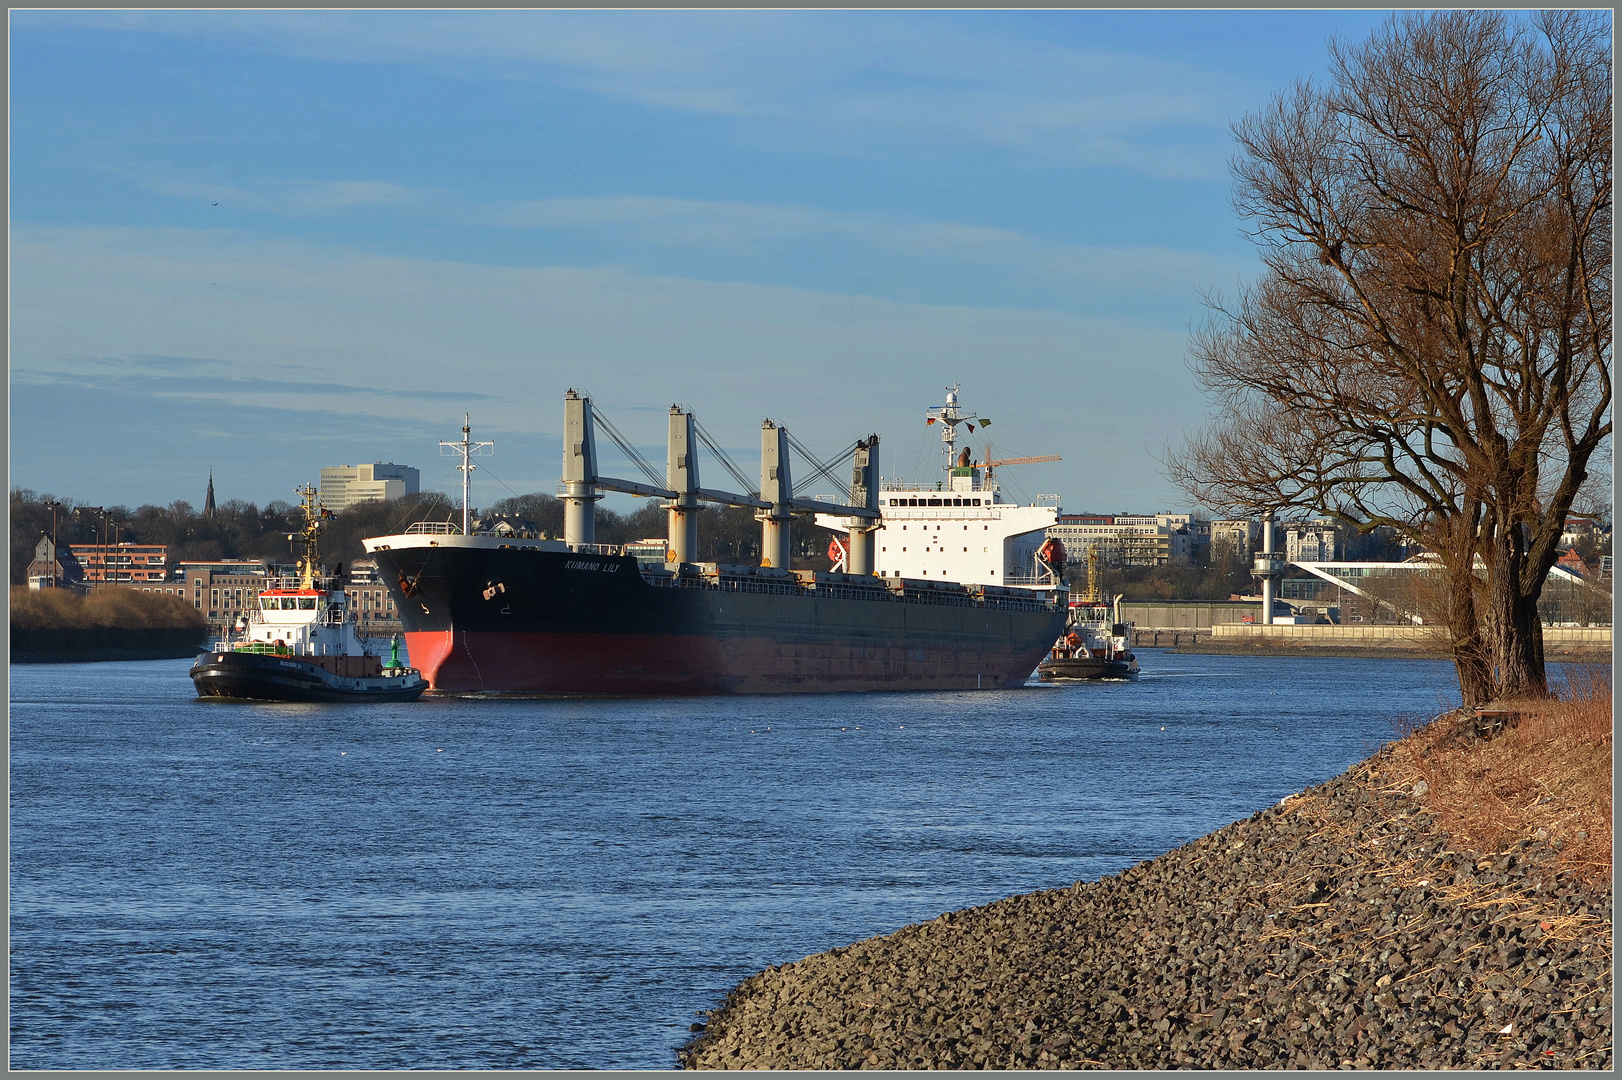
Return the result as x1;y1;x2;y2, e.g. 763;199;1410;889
405;630;1044;695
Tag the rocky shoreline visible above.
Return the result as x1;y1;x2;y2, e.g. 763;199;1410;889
680;745;1612;1070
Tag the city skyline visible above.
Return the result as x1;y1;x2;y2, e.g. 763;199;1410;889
11;9;1401;514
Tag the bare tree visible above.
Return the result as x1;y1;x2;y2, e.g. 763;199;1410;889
1169;11;1611;705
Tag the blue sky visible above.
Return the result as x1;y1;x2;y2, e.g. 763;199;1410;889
10;9;1402;515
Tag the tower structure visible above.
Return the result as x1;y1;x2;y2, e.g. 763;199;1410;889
204;471;217;518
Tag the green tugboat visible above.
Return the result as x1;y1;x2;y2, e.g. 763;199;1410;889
190;485;428;702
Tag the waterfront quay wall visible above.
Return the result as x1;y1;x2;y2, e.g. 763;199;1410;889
1119;599;1256;630
1200;624;1610;658
681;750;1612;1070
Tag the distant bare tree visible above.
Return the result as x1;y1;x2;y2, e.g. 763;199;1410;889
1168;10;1611;705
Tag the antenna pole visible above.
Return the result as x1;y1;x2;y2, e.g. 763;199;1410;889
441;413;494;535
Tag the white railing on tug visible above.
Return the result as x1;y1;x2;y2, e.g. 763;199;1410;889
260;574;323;591
405;521;463;535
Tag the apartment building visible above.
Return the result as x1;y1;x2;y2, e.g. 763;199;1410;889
1209;518;1259;561
346;559;402;635
175;560;272;630
69;542;167;583
1284;518;1344;563
1047;513;1193;567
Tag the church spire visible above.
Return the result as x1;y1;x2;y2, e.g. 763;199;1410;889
204;470;216;518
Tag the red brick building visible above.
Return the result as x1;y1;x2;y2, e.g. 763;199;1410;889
69;542;167;583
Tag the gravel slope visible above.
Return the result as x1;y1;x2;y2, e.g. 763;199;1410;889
681;751;1612;1070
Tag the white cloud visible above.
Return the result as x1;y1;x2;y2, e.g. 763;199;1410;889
103;174;1251;309
19;10;1248;176
10;222;1204;510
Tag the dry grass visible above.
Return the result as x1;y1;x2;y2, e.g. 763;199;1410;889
10;585;206;631
1387;668;1612;885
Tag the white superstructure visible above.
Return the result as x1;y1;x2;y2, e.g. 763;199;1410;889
817;385;1061;588
212;484;391;660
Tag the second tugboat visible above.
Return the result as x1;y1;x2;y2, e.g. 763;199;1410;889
1038;545;1138;681
191;484;428;702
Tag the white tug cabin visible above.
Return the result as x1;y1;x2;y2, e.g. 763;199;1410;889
219;584;376;659
212;484;388;665
816;385;1061;588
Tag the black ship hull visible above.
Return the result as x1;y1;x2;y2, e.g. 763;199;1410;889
191;650;428;703
1036;654;1139;681
366;544;1067;695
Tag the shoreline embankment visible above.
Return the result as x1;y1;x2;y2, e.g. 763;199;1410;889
10;585;208;663
10;626;208;663
680;719;1612;1070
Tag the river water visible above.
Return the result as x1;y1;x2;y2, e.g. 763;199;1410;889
10;650;1461;1069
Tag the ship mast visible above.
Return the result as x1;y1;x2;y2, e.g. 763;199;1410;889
440;414;494;535
924;383;988;477
293;483;327;590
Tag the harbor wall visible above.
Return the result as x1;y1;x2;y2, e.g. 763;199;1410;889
1131;623;1610;657
1118;599;1257;630
1208;624;1611;650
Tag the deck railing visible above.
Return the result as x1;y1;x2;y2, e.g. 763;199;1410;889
636;565;1057;612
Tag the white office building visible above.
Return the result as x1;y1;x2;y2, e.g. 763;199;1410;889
319;462;420;512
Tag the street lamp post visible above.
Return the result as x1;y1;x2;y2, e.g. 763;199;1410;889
46;501;59;588
85;506;105;587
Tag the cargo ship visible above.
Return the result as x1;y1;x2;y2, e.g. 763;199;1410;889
363;391;1068;695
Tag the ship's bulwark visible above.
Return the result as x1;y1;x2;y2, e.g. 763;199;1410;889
371;546;1064;695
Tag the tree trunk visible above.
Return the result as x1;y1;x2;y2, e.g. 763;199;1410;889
1444;576;1493;707
1495;589;1551;699
1484;529;1553;700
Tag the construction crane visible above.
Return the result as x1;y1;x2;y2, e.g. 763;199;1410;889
982;454;1060;469
956;449;1061;477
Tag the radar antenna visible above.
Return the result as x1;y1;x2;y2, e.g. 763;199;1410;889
924;382;990;476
